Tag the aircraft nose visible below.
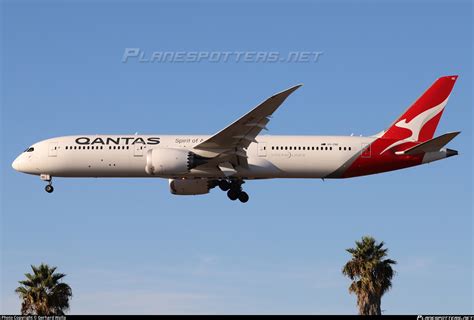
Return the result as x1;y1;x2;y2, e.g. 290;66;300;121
12;156;21;171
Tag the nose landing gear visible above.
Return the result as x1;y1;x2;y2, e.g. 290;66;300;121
45;184;54;193
40;174;54;193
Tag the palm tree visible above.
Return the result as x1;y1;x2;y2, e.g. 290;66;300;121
342;236;396;315
15;263;72;315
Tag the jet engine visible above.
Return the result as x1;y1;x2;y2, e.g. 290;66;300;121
145;148;207;176
169;178;211;195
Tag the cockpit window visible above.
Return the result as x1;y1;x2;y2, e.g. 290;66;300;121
24;147;34;152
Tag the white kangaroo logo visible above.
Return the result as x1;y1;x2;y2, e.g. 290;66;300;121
380;97;449;154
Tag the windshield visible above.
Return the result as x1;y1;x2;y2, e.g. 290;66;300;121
24;147;34;152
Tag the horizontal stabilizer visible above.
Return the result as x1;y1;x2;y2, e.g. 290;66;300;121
397;131;460;155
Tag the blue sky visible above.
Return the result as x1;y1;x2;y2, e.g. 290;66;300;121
1;0;472;314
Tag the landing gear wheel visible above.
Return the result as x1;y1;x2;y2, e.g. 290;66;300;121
227;189;239;201
238;191;249;203
219;180;230;191
45;185;54;193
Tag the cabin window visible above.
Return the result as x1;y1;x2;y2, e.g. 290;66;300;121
349;147;352;151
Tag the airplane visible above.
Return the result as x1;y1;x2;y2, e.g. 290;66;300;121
12;75;460;203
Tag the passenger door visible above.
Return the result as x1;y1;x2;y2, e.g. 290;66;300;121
258;142;267;157
48;142;58;157
134;144;144;157
361;143;371;158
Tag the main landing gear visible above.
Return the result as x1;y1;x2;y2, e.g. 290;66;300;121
218;179;249;203
40;174;54;193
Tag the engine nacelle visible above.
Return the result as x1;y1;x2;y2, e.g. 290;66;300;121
169;178;210;195
145;148;207;176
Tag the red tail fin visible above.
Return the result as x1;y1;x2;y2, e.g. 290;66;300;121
382;75;458;142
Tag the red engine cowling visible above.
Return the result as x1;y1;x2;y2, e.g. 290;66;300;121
169;179;210;195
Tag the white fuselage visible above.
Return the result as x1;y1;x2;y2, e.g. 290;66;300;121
12;135;375;180
11;77;460;200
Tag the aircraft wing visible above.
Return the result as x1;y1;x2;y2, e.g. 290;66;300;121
193;85;302;165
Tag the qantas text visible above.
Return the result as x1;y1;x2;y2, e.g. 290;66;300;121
75;137;160;145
